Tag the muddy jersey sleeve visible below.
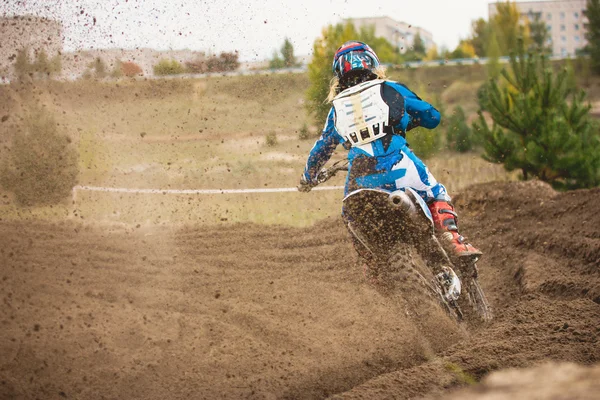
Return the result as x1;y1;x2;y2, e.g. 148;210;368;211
385;81;441;132
302;108;343;182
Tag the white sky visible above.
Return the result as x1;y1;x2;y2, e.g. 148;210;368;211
2;0;497;61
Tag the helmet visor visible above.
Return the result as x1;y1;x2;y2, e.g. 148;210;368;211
333;50;380;80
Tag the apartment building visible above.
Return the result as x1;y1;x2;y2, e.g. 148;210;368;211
489;0;588;56
344;16;435;53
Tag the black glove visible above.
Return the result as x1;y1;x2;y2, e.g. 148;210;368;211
297;175;313;193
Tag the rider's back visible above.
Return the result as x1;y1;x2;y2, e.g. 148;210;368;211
331;80;441;193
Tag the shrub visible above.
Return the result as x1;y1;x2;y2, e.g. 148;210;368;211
90;57;107;78
446;106;477;152
298;123;310;140
0;109;78;206
14;48;32;81
13;47;61;81
265;131;278;147
121;61;143;77
185;52;239;74
205;52;239;72
153;59;186;76
185;59;206;74
82;57;108;80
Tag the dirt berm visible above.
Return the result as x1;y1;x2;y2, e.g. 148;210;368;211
0;180;598;399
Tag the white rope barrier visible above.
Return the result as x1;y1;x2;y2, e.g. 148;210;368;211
73;184;344;195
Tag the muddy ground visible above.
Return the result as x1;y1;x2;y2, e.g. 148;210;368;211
0;180;599;399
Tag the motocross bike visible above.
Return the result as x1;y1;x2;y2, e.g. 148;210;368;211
308;159;493;324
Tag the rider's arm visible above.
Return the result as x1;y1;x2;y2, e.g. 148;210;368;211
386;82;441;132
302;108;343;182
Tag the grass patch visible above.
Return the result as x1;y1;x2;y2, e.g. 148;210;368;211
443;361;478;385
265;131;278;147
0;72;525;226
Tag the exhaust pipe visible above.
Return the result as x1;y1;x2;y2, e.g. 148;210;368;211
388;190;417;214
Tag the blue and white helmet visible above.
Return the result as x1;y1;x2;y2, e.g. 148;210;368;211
332;41;380;87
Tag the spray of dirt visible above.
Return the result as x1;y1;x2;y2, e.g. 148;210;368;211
0;180;599;399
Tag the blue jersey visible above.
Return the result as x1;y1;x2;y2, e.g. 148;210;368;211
302;80;448;201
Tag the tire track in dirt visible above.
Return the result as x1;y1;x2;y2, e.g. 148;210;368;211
0;218;461;399
331;181;600;399
1;180;598;399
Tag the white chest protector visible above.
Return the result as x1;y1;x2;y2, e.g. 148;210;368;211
332;79;390;147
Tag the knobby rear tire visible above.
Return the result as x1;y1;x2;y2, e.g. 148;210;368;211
384;248;460;323
457;275;493;324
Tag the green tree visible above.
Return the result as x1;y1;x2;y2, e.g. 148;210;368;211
474;39;600;189
49;54;62;77
111;59;124;78
584;0;600;74
34;49;50;78
270;38;298;69
269;51;285;69
93;57;107;78
85;57;108;79
14;48;32;81
281;37;297;67
493;1;527;54
412;32;426;54
467;2;531;57
470;18;490;57
404;32;426;61
528;13;551;54
449;40;476;59
13;48;61;80
307;23;354;127
486;31;502;78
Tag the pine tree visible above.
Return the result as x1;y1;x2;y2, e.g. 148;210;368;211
281;38;297;68
528;13;551;54
486;32;502;78
584;0;600;74
34;49;50;78
446;106;476;152
90;57;107;78
49;53;62;77
474;39;600;189
269;51;285;69
469;18;490;57
412;32;426;55
269;38;297;69
14;48;32;81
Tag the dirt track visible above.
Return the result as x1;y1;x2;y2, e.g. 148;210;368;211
1;180;599;399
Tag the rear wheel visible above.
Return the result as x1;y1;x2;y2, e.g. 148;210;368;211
455;261;493;324
382;248;459;322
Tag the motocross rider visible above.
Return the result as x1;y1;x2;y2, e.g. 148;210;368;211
298;41;482;261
